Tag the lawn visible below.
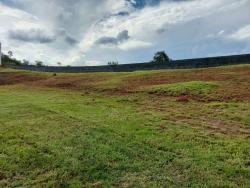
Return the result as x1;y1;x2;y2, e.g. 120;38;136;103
0;65;250;187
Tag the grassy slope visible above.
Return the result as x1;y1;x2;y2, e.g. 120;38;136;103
0;65;250;187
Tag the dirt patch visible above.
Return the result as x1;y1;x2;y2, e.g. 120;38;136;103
119;67;250;101
148;106;250;137
36;75;107;92
136;94;250;137
204;118;250;135
0;72;45;85
176;117;250;137
1;66;250;101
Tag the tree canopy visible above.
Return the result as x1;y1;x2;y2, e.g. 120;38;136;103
153;51;170;64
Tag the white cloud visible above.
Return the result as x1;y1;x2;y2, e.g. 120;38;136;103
229;25;250;40
119;40;152;50
0;3;41;33
80;0;249;52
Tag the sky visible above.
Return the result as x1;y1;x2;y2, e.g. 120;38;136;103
0;0;250;66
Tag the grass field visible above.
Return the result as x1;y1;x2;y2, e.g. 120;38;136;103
0;65;250;187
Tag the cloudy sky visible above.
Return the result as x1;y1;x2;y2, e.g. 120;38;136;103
0;0;250;66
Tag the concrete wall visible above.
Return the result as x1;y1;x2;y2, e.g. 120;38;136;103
6;53;250;73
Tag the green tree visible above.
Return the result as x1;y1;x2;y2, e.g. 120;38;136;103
35;61;44;67
1;52;21;66
22;59;30;66
153;51;170;64
7;51;13;58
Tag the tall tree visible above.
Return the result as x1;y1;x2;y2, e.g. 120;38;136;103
153;51;170;64
7;51;13;58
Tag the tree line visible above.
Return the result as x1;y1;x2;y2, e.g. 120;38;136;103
1;51;45;67
1;50;171;67
107;51;170;65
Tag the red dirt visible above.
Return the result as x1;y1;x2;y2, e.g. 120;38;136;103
176;96;189;102
1;66;250;101
121;66;250;101
0;72;45;85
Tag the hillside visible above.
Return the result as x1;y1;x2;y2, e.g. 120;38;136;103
0;65;250;187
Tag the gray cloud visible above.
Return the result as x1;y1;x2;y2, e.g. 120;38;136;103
117;30;129;41
9;29;55;43
95;30;130;46
7;0;112;42
95;36;118;45
156;28;166;34
65;35;78;45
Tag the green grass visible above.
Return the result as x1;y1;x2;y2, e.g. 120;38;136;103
145;81;220;96
0;66;250;187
